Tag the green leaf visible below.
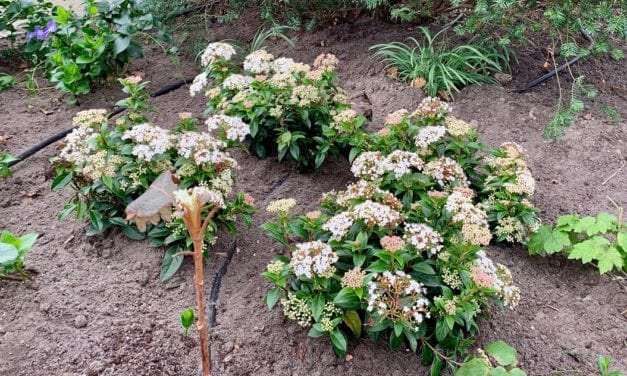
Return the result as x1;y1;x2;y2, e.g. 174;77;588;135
180;308;194;329
597;247;624;274
266;287;281;309
0;243;19;264
122;225;146;240
455;358;490;376
113;36;131;56
435;318;449;342
160;247;184;281
333;288;361;309
16;233;38;253
572;216;596;233
308;324;324;338
311;294;325;321
330;328;347;356
413;261;436;274
343;310;362;337
52;171;73;191
617;232;627;251
507;369;527;376
568;236;610;264
485;340;518;366
586;213;618;235
543;229;570;254
430;356;443;376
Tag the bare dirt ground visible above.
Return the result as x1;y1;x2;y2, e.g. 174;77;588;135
1;14;626;376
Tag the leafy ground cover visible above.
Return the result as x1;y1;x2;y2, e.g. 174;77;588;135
0;9;626;376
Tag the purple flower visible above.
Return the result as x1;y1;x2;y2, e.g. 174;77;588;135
26;20;57;42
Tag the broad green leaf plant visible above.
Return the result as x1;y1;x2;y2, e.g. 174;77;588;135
529;210;626;274
0;230;38;281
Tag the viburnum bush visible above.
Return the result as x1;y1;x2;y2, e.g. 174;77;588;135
349;97;540;245
261;98;540;372
191;42;365;171
51;76;255;279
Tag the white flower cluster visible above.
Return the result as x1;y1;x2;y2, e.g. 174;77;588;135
190;72;208;97
411;97;450;119
289;241;338;279
290;85;320;107
367;270;430;331
351;152;385;180
122;123;172;162
486;142;536;196
200;42;236;67
403;223;443;255
243;49;274;74
330;109;357;130
471;251;520;309
174;185;226;212
176;131;236;167
333;180;383;207
60;126;97;165
444;115;473;137
445;188;492;246
281;293;312;327
415;125;447;154
272;57;296;73
205;114;250;142
313;53;339;72
60;109;110;165
322;211;354;240
223;74;254;91
381;150;424;178
352;200;403;228
424;157;469;187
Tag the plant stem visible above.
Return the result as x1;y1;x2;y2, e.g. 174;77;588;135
185;206;219;376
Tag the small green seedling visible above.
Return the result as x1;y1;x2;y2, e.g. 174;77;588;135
0;230;38;281
1;153;19;178
456;340;527;376
180;308;195;336
598;355;624;376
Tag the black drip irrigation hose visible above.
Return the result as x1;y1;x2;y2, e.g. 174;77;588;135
200;173;290;375
515;30;594;93
7;76;196;168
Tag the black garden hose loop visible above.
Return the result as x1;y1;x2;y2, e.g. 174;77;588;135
7;76;196;168
515;29;594;93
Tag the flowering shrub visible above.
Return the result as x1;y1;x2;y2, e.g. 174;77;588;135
349;97;540;245
51;77;254;279
191;43;365;170
1;0;167;101
262;155;521;371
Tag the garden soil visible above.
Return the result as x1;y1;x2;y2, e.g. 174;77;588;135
1;14;626;376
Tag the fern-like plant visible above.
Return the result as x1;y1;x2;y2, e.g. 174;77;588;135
371;27;511;98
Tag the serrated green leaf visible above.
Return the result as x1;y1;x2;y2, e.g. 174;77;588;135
556;214;579;231
454;358;491;376
585;213;618;235
543;229;570;254
485;340;517;366
572;216;596;233
597;247;624;274
568;236;610;264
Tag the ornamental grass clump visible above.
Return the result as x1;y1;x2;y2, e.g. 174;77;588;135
52;77;255;279
191;42;365;170
262;97;541;372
